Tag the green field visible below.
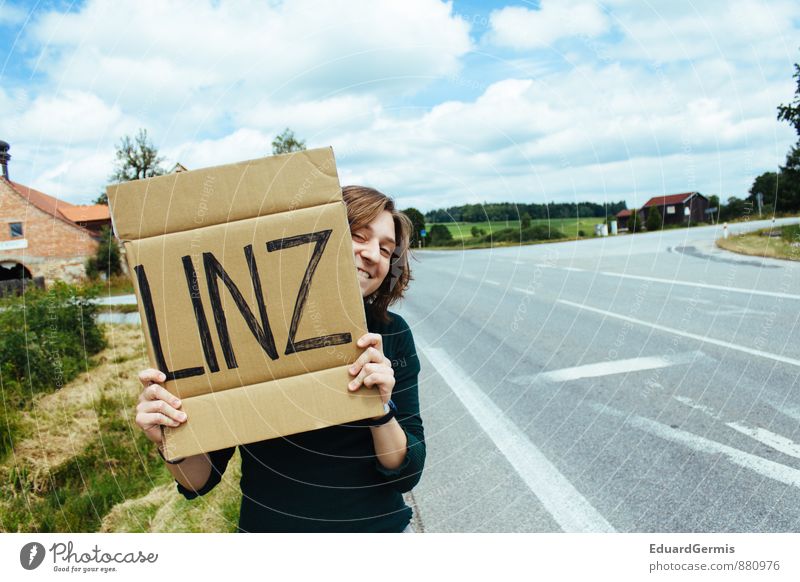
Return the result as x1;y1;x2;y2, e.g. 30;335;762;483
431;217;607;243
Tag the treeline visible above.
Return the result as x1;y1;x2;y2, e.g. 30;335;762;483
425;200;628;223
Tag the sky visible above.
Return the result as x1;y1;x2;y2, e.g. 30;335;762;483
0;0;798;213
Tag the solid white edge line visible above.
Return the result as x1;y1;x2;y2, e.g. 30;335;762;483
557;299;800;369
420;343;616;533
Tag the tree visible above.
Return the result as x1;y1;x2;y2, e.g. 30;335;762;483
402;207;426;248
629;208;641;233
85;226;122;280
520;212;531;229
97;129;166;204
272;128;306;155
776;57;800;213
428;224;453;246
646;206;662;231
708;195;720;223
777;62;800;137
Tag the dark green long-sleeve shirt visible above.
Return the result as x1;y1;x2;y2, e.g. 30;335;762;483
176;309;425;532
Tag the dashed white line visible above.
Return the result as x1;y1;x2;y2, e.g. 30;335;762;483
558;299;800;369
726;423;800;460
672;396;719;419
420;343;615;533
513;352;702;385
529;262;800;301
590;402;800;487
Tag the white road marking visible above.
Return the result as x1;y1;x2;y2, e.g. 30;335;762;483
420;343;616;532
558;299;800;369
673;396;800;459
672;396;719;419
726;423;800;460
534;263;800;299
767;402;800;424
590;403;800;487
512;351;702;385
531;263;800;301
602;270;798;301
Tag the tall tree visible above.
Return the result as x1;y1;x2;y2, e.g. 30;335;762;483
777;62;800;137
402;207;426;248
777;57;800;212
272;128;306;155
97;129;166;203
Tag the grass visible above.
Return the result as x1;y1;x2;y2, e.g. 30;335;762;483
433;218;606;243
716;224;800;262
85;275;134;297
0;324;242;532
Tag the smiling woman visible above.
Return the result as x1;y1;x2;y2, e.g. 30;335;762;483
134;184;425;533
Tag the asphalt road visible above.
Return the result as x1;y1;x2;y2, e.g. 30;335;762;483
397;218;800;532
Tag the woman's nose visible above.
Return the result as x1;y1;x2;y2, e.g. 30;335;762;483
361;240;380;261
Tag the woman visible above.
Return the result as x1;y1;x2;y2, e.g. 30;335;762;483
135;185;424;532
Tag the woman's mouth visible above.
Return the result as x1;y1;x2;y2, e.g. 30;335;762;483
357;268;372;280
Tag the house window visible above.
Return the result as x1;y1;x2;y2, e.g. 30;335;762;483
666;206;675;214
9;222;23;237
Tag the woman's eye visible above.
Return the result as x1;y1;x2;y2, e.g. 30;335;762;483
380;248;390;257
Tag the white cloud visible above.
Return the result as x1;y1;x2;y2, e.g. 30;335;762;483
0;2;27;26
27;0;472;113
487;1;610;49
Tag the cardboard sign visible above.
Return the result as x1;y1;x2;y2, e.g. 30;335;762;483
108;148;382;460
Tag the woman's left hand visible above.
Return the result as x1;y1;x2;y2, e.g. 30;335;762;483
348;333;395;405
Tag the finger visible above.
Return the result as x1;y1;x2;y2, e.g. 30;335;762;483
138;399;187;423
349;363;388;391
356;333;382;351
139;368;167;387
136;411;181;430
143;383;182;409
349;347;385;377
362;372;394;391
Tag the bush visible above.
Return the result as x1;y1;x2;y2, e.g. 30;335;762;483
646;206;663;231
86;226;122;280
429;224;454;246
481;225;565;244
0;282;106;459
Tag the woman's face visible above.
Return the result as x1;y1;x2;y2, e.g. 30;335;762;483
351;210;396;298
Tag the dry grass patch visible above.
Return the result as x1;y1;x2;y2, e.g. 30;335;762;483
717;232;800;261
8;325;146;493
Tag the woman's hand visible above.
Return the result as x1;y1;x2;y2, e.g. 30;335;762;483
135;369;188;445
348;333;395;405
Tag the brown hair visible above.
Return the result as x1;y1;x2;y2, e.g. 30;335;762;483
342;185;413;322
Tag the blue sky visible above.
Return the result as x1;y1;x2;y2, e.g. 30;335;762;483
0;0;798;212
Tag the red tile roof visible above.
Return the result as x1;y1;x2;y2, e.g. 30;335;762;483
3;178;101;234
642;192;702;208
7;179;75;219
616;209;632;217
60;204;110;223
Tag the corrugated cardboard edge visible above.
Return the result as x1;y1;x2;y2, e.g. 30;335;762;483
161;365;384;460
107;147;340;242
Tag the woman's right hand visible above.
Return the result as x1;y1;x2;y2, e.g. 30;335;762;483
135;369;188;445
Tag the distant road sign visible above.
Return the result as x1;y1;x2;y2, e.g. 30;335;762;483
420;229;427;237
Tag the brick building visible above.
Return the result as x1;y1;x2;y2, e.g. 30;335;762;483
0;141;111;285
